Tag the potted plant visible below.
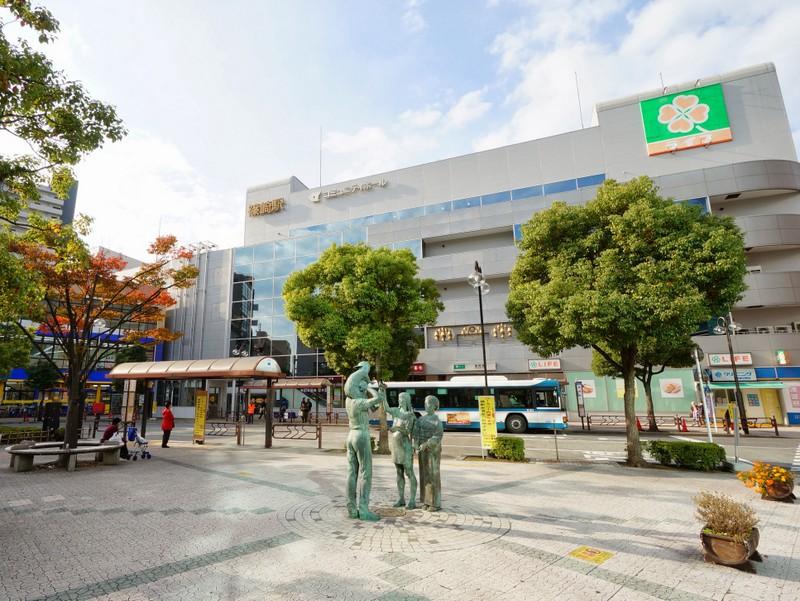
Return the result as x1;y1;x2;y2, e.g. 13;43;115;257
737;462;796;502
694;491;761;567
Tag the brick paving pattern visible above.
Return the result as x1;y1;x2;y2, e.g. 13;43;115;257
1;441;798;601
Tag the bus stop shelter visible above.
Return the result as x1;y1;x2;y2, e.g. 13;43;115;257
108;357;283;442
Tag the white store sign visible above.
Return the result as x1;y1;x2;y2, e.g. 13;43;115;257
708;352;753;366
529;359;562;370
710;368;758;382
452;361;497;373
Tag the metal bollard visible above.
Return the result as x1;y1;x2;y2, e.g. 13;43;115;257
317;424;322;449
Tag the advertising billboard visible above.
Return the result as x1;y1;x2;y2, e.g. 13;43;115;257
640;83;732;156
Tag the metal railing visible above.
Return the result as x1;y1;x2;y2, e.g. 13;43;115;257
271;423;322;449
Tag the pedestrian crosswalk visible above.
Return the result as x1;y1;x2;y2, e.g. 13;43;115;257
582;449;655;463
792;444;800;473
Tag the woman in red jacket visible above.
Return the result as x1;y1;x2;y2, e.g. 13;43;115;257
161;402;175;448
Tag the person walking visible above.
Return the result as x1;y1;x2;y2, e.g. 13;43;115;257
161;402;175;448
247;400;256;424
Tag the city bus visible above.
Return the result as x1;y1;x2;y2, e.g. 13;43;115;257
384;376;567;433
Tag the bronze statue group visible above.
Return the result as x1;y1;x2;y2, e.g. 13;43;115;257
344;361;443;521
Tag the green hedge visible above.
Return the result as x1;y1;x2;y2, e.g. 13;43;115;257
0;425;41;434
493;436;525;462
644;440;726;471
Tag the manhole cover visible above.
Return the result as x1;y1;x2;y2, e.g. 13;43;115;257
279;491;511;554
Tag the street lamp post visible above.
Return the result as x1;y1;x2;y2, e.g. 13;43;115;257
713;316;749;435
467;261;490;396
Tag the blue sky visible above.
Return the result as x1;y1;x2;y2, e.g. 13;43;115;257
2;0;799;257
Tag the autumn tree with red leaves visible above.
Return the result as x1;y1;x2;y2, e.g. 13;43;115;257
10;216;198;448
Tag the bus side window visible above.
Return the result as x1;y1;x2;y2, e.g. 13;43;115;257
387;390;399;408
498;388;526;408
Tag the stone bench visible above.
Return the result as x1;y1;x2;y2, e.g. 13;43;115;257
6;440;124;473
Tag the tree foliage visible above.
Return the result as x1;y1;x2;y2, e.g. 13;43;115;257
283;244;442;379
0;0;125;223
283;244;442;452
0;322;30;378
507;177;746;465
10;217;198;447
26;359;60;395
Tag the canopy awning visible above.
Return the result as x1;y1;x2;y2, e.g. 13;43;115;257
242;378;333;390
708;381;785;389
108;357;283;380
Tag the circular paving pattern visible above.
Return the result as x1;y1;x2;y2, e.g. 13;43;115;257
279;490;511;554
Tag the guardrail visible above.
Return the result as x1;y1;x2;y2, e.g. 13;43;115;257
587;414;680;428
745;416;780;436
271;423;322;448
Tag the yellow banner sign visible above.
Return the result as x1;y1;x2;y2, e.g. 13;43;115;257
478;395;497;449
569;546;614;565
193;390;208;444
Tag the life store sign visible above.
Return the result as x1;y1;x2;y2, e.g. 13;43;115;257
639;83;732;156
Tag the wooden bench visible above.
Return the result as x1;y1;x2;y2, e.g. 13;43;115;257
6;440;125;473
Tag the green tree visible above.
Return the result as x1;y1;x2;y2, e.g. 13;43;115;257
507;177;746;466
591;337;695;431
0;323;30;377
283;243;443;453
0;0;125;224
0;1;125;379
26;359;60;419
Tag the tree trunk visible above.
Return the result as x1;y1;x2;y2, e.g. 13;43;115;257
643;373;659;432
64;374;86;449
622;348;645;466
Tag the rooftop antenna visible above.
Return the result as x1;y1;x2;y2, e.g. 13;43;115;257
574;71;585;129
659;72;666;94
319;126;322;188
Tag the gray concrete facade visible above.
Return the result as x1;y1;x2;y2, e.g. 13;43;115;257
167;63;800;423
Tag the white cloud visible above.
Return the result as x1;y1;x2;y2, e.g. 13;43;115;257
73;131;242;259
446;88;492;128
399;107;442;128
403;0;427;33
478;0;800;151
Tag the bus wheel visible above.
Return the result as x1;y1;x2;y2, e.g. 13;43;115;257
505;414;527;434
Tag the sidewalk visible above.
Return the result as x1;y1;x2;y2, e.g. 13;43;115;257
1;440;798;601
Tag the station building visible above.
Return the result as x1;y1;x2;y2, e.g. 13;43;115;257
167;63;800;424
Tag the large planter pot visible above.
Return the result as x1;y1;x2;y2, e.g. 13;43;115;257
763;481;796;502
701;527;760;566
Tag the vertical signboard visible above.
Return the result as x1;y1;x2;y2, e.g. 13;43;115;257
640;83;732;156
576;382;586;418
478;395;497;450
193;390;208;445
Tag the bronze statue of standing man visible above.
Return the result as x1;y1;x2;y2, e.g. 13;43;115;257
414;395;443;511
345;361;383;521
385;392;417;509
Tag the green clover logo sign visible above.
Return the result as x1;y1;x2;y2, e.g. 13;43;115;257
640;83;732;156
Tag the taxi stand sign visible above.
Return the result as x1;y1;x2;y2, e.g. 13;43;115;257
478;395;497;457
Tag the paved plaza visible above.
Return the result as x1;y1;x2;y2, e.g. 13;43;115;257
1;436;799;601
